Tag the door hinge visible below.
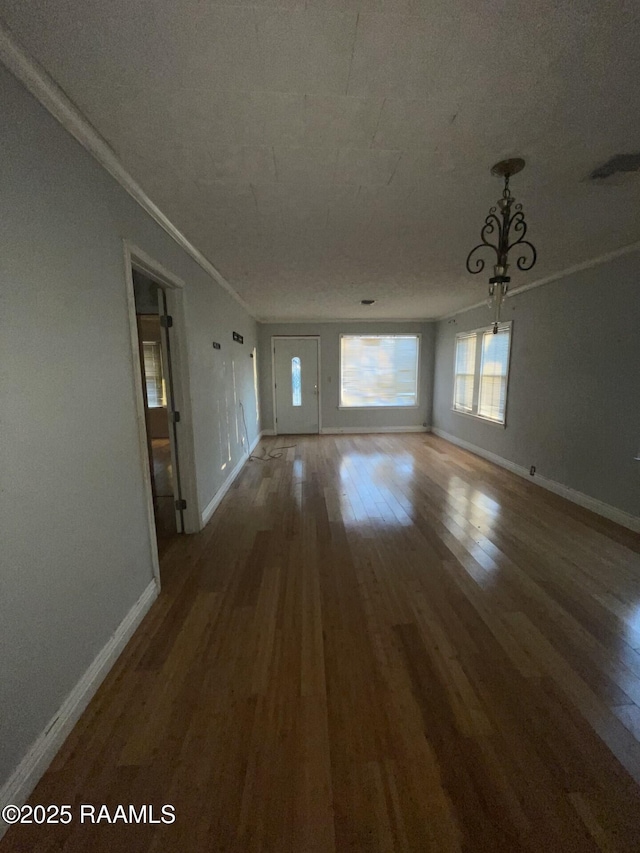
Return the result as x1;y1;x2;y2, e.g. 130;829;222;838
172;411;181;423
160;315;173;328
175;499;187;511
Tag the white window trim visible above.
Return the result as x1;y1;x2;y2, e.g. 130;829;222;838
338;333;421;410
452;321;512;427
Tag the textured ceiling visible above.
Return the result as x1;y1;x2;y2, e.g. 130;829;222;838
1;0;640;320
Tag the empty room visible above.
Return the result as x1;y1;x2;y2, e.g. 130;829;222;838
1;0;639;850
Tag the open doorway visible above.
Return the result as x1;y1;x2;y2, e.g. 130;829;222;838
133;270;184;557
132;269;185;555
132;266;192;557
124;242;200;586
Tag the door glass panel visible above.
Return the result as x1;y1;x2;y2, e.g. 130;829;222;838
292;357;302;406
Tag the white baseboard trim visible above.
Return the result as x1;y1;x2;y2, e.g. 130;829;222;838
0;579;159;839
251;433;265;451
431;428;640;533
200;432;263;527
260;429;276;436
320;426;430;435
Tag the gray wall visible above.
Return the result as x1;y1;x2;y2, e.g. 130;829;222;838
432;252;640;517
258;322;435;432
0;65;259;790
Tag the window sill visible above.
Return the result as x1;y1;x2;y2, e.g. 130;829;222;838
451;407;506;428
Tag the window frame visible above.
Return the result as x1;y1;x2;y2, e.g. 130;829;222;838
338;333;421;410
451;321;512;427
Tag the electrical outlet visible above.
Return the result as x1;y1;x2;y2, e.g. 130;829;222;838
529;465;536;476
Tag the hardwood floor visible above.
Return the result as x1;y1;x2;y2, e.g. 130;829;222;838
3;434;640;852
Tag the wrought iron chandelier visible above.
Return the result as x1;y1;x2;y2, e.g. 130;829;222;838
465;158;537;333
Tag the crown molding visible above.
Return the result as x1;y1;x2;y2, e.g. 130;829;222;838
0;21;255;318
437;240;640;322
258;316;432;325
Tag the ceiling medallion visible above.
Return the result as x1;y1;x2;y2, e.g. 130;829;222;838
465;158;537;332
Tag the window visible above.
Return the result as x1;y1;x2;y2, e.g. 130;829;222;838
340;334;420;408
291;356;302;406
452;323;511;424
142;341;166;408
453;333;476;413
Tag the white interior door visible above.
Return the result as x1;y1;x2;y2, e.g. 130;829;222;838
273;338;319;434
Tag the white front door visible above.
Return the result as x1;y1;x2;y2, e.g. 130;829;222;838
273;338;319;434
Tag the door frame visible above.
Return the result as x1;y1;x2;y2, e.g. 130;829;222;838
271;335;322;436
123;241;201;587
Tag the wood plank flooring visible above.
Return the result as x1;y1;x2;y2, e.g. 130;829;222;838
3;434;640;852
